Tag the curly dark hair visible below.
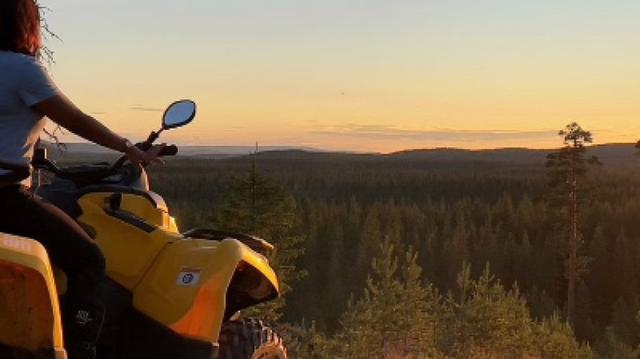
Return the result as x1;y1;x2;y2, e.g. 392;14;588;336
0;0;42;56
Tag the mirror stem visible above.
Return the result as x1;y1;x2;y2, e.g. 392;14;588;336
146;128;164;145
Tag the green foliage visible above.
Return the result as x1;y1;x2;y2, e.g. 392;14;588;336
533;314;594;359
316;258;594;359
335;239;441;358
610;298;639;347
435;263;593;358
595;327;640;359
208;159;306;321
278;321;333;359
213;162;295;239
439;263;535;358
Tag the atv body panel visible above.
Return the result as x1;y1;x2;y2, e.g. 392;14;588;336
74;189;279;347
0;233;66;359
136;237;279;343
76;190;181;290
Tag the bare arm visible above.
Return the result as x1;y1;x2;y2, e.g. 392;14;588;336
32;94;128;152
32;94;164;167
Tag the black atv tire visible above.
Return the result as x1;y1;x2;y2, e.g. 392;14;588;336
217;318;288;359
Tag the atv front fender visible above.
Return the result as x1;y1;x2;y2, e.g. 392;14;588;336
133;238;279;344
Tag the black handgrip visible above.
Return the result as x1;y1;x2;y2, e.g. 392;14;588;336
159;145;178;157
136;141;152;151
111;144;178;172
0;161;31;182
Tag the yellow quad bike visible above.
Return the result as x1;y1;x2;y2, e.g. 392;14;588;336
0;100;288;359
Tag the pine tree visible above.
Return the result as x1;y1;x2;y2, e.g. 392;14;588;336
441;219;469;288
610;298;639;347
441;263;535;358
527;286;557;320
212;152;305;320
281;321;333;359
534;314;595;359
595;327;640;359
355;206;382;285
586;224;612;326
612;230;637;302
574;281;596;341
440;263;593;358
324;223;346;327
515;232;533;289
336;238;441;358
545;122;600;326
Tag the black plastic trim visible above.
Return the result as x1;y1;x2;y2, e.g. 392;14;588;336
93;278;219;359
79;185;168;212
104;208;156;233
182;228;273;255
0;161;30;183
120;310;219;359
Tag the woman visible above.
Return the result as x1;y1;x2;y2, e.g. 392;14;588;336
0;1;163;358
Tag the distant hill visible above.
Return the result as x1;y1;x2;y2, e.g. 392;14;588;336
387;144;637;166
42;142;639;168
251;144;638;168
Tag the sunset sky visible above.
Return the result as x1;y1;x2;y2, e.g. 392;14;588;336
43;0;639;152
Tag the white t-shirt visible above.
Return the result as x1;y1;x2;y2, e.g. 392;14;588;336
0;51;59;184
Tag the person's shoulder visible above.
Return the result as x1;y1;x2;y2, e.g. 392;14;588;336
0;51;44;71
0;51;33;63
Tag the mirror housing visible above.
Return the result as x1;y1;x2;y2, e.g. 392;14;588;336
162;100;196;130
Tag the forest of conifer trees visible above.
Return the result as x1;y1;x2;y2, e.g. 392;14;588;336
144;138;640;358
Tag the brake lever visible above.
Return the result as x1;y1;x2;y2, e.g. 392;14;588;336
110;141;150;171
110;142;176;174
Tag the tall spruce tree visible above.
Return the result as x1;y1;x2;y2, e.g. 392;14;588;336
212;151;305;320
545;122;600;326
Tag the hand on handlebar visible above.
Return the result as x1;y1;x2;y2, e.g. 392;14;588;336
125;143;166;170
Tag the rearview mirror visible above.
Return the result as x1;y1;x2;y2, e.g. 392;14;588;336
162;100;196;130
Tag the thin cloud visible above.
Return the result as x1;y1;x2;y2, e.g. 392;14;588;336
129;106;163;112
311;124;557;142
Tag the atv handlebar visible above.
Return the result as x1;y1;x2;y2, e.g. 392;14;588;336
159;144;178;157
32;143;179;187
111;144;178;170
0;161;31;183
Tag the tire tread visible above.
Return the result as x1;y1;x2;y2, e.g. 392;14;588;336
217;318;287;359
